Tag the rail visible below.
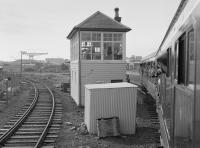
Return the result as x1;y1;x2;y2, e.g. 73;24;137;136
0;80;39;145
34;83;55;148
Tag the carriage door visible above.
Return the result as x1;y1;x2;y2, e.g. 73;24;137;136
193;20;200;148
172;42;178;147
173;33;188;147
165;47;174;146
173;28;196;147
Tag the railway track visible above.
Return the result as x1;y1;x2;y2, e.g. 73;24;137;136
136;87;161;147
0;80;62;147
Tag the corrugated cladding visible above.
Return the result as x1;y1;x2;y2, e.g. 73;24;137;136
80;62;126;106
85;82;137;135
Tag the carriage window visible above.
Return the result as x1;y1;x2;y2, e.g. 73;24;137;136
174;43;179;80
187;29;195;86
166;48;171;77
157;51;168;76
178;33;186;84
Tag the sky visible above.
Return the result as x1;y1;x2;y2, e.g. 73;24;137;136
0;0;181;61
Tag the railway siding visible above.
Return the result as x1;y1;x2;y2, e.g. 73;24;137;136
0;80;62;147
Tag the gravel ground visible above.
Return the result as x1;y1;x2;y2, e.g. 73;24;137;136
21;72;160;148
0;82;33;129
51;88;160;148
127;71;141;85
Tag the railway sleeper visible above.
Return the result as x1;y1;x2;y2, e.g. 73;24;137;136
8;118;61;123
11;116;61;120
30;112;62;115
8;134;58;139
34;102;62;106
18;114;52;117
4;138;55;145
33;107;59;110
14;115;62;119
35;105;61;108
34;105;52;108
19;109;54;113
6;121;48;125
3;124;61;129
14;115;52;118
23;110;62;113
1;127;60;133
14;130;59;135
21;124;61;128
25;118;62;122
146;116;158;119
147;109;157;112
7;120;62;125
1;146;54;148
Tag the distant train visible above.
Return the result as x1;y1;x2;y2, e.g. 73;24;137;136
140;0;200;148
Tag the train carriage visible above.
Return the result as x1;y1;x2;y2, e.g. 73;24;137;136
140;52;158;99
140;0;200;147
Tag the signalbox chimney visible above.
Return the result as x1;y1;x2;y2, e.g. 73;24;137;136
114;8;121;23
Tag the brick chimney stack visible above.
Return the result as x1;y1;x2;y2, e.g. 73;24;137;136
114;8;121;23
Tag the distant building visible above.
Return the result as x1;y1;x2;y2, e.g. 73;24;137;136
126;55;142;71
2;59;36;72
67;8;131;106
45;58;65;65
64;59;70;64
135;56;142;61
0;66;3;71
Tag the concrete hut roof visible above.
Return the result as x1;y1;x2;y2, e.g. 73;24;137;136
67;11;131;39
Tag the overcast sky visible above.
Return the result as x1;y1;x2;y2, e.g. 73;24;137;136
0;0;181;61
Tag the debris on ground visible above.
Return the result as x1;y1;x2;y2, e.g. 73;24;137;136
54;84;61;88
77;122;88;135
65;121;73;126
70;126;77;131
